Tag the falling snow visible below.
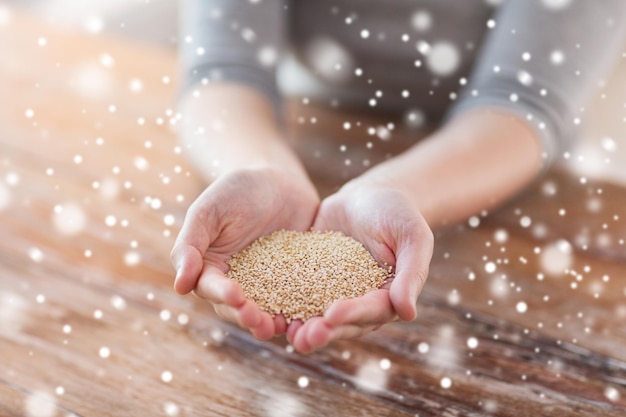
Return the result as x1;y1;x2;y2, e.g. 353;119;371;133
99;346;110;358
124;251;141;266
28;247;44;263
129;78;144;93
262;391;305;417
0;4;12;26
83;15;104;33
0;293;26;333
601;137;617;153
177;313;189;325
550;50;565;65
111;295;127;310
604;386;620;402
160;309;171;321
2;0;625;413
468;216;480;228
100;53;115;68
353;359;389;392
24;392;56;417
52;203;87;236
163;402;180;416
540;239;573;275
161;370;173;383
542;0;572;10
494;229;509;243
258;46;278;67
411;10;432;32
467;337;479;349
426;42;460;76
72;65;112;99
0;182;11;210
306;37;354;82
297;376;309;388
105;215;117;227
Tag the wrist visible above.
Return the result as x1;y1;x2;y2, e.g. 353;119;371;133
178;82;302;181
339;172;419;208
342;108;544;228
338;160;432;225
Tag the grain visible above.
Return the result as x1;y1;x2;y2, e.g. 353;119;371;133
226;230;392;322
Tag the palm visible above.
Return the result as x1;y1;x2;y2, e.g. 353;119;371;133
316;190;406;267
287;185;433;353
199;170;316;286
171;168;319;339
203;171;315;258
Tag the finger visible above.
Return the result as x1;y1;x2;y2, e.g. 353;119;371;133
213;301;261;329
303;317;333;350
170;201;216;294
251;312;276;341
286;320;303;345
328;324;376;342
195;266;246;307
170;243;205;294
390;221;434;321
292;321;315;354
292;316;342;352
311;195;345;233
273;314;288;336
311;214;329;232
213;304;240;324
323;289;396;327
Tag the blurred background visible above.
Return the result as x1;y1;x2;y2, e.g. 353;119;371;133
10;0;179;45
4;0;625;185
2;2;626;415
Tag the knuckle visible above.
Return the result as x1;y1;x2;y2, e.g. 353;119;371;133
169;245;180;266
213;304;236;322
423;226;434;249
416;266;430;287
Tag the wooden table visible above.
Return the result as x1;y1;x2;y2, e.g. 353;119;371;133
2;9;626;417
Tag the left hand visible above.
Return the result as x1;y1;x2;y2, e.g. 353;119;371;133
286;182;434;353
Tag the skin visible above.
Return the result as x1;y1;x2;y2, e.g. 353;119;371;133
171;82;542;353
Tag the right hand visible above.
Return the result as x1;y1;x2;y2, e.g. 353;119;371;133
170;167;319;340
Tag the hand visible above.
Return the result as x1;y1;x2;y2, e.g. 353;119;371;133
286;182;434;353
170;167;319;340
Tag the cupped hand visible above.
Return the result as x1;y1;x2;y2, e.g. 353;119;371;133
287;182;434;353
170;167;319;340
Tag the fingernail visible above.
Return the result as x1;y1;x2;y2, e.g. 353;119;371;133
174;266;182;286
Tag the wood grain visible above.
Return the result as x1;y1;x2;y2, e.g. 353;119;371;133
1;8;626;417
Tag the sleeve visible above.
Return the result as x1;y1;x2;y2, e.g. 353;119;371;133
446;0;626;170
178;0;286;116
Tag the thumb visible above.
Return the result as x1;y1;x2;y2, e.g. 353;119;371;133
170;201;216;294
389;220;434;321
170;243;205;294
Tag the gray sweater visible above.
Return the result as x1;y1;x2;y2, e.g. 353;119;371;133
179;0;626;167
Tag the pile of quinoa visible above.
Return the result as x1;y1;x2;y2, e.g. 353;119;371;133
226;230;392;322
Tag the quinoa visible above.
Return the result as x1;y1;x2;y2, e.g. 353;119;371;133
225;230;392;322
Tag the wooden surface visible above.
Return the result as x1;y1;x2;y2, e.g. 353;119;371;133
2;9;626;417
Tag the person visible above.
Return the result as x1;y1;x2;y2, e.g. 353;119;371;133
170;0;626;353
